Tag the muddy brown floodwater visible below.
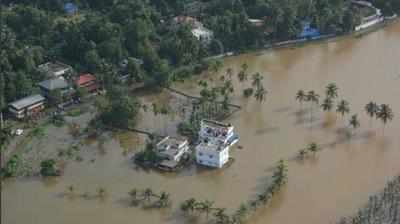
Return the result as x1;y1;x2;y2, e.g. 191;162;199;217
2;21;400;224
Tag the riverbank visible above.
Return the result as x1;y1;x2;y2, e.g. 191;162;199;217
207;17;399;61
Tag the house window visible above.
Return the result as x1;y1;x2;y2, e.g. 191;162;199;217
209;155;213;159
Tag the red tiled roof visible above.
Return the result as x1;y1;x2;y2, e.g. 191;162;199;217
75;73;96;86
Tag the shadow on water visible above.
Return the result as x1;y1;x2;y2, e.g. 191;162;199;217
255;126;280;135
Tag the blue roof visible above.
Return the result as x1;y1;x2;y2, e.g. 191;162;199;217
298;21;320;38
64;3;78;14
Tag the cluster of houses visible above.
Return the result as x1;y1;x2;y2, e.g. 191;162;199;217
154;119;239;170
8;61;99;119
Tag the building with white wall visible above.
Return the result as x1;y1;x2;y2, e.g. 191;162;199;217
195;141;229;168
155;136;189;162
195;120;238;168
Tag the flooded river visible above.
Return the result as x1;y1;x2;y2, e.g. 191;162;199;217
2;21;400;224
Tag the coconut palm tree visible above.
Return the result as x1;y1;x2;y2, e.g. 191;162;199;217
199;200;214;219
67;185;75;197
296;90;307;110
226;68;234;80
321;97;334;112
349;114;360;136
298;149;308;159
254;86;267;103
129;188;138;202
306;142;320;155
181;198;197;214
234;203;248;221
158;192;170;207
238;63;249;82
376;104;394;136
249;200;258;211
213;208;230;224
256;193;268;205
365;101;378;127
251;72;263;89
307;90;320;123
143;188;153;203
97;187;106;199
336;100;350;120
325;83;339;99
210;59;223;75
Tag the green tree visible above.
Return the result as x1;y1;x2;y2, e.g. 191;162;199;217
365;102;378;127
307;90;320;123
40;159;58;176
158;191;170;208
296;90;307;110
336;100;350;120
376;104;394;136
199;200;214;219
306;142;320;155
254;85;267;103
349;114;360;136
321;97;334;112
181;198;197;214
325;83;339;99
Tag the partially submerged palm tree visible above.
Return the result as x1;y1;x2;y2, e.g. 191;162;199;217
321;97;334;112
234;203;248;222
181;198;197;214
336;99;350;120
97;187;106;199
129;188;138;203
349;114;360;137
199;200;214;219
325;83;339;99
296;90;307;110
213;208;230;223
238;63;249;82
251;72;263;89
376;104;394;136
306;142;320;155
306;90;320;123
158;191;170;208
143;188;153;203
226;68;234;80
365;101;378;127
254;86;268;103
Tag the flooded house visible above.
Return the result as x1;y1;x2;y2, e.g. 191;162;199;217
195;120;239;168
195;141;230;168
199;120;238;146
8;94;45;119
154;136;190;170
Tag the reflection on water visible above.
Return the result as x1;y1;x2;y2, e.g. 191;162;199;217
2;22;400;224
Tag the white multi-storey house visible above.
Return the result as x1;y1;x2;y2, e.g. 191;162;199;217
198;120;238;146
195;120;239;168
195;141;229;168
155;136;189;162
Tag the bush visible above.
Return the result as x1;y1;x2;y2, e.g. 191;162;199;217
243;88;254;98
1;155;20;178
40;159;59;176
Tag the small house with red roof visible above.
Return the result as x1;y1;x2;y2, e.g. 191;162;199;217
75;73;99;93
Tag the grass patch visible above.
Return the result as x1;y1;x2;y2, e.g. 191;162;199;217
66;107;85;117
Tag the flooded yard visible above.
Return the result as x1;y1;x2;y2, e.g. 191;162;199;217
2;21;400;224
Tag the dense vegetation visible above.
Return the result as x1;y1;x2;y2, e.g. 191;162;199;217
2;0;399;113
338;176;400;224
